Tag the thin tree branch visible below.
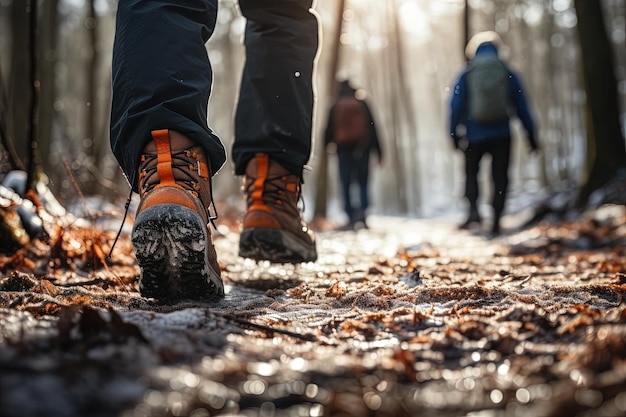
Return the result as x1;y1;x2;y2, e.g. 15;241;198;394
26;0;40;194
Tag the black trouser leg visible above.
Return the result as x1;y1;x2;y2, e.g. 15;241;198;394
338;151;355;221
110;0;224;190
233;0;319;177
489;138;511;231
355;150;370;218
464;144;485;219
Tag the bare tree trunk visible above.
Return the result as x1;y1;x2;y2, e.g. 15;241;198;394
546;0;565;185
38;0;60;178
83;0;99;194
0;65;24;172
371;0;404;214
464;0;470;62
8;1;30;168
25;0;39;192
574;0;626;206
521;5;549;189
313;0;345;218
209;2;246;199
387;0;411;212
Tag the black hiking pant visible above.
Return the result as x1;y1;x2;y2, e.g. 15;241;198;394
110;0;319;190
337;149;371;223
464;137;511;222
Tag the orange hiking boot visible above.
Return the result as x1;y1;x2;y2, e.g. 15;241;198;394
239;154;317;263
131;129;223;300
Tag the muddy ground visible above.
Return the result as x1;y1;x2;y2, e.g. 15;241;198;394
1;204;626;417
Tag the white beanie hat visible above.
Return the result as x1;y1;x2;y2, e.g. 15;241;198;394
465;31;505;59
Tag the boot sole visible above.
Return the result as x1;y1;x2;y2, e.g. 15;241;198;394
131;204;224;301
239;228;317;263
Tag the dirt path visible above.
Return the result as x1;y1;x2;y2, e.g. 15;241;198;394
1;207;626;417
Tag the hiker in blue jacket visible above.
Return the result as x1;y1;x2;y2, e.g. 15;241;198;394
449;32;538;235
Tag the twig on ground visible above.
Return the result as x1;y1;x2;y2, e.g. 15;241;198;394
221;313;316;342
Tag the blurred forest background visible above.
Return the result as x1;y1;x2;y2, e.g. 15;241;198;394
0;0;625;226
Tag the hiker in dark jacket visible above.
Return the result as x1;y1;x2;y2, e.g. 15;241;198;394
449;32;538;235
324;80;382;229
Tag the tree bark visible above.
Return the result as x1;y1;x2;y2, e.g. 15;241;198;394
83;0;99;194
387;0;411;213
37;0;60;178
26;0;40;192
574;0;626;206
8;1;30;167
464;0;470;62
0;66;24;172
313;0;345;218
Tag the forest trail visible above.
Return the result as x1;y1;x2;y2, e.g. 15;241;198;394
1;206;626;417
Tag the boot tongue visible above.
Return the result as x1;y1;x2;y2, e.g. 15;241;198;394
244;156;259;177
143;130;198;153
267;159;291;177
246;154;294;178
167;130;199;152
139;130;213;212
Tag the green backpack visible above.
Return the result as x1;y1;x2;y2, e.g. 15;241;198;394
466;56;511;123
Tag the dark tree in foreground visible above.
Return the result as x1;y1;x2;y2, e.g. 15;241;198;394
37;0;60;178
574;0;626;206
7;1;30;168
